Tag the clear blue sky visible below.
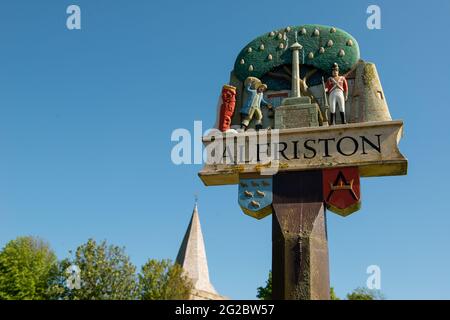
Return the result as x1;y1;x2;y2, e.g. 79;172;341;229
0;0;449;299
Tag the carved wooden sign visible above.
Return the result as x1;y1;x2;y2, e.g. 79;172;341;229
198;24;408;299
199;120;407;187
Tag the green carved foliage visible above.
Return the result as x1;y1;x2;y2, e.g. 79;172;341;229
233;24;360;81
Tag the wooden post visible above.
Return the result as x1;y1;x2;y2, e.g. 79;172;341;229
272;170;330;300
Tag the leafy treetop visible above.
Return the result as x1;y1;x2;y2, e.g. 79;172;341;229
233;24;360;82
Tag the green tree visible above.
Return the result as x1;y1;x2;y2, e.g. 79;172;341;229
346;287;385;300
138;259;193;300
233;24;360;89
61;239;138;300
0;236;59;300
330;287;340;300
257;271;272;300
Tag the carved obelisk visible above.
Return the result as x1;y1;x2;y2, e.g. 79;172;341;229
275;36;321;129
290;38;302;98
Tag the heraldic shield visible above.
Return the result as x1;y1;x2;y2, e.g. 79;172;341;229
323;167;361;217
238;178;273;220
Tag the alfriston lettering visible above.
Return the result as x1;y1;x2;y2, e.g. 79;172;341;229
278;142;289;161
292;140;300;159
318;138;336;158
361;134;382;154
218;134;383;164
304;139;317;159
337;136;359;156
256;142;271;162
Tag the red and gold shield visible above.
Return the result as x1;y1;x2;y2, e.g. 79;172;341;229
322;167;361;216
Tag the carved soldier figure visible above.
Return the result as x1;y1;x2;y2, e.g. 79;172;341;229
326;63;348;125
240;77;272;131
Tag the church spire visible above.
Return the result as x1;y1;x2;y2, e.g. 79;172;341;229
176;202;218;296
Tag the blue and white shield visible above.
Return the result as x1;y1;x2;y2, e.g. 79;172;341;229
238;178;273;219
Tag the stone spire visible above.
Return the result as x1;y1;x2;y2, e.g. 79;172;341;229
176;203;223;299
